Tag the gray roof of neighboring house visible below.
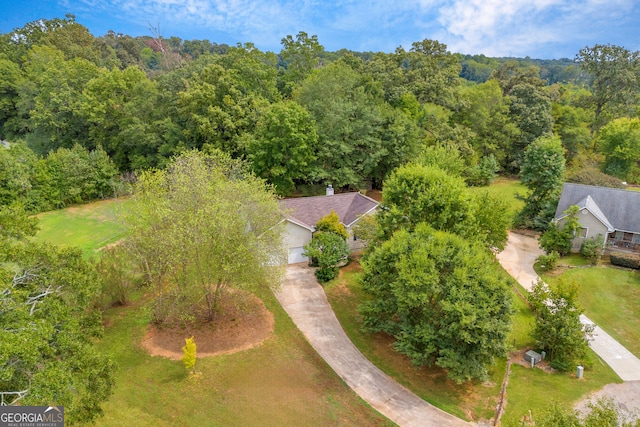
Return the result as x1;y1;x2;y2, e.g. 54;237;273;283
555;183;640;233
279;192;379;230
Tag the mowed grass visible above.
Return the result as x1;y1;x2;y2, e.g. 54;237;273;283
33;198;131;258
543;265;640;357
468;177;527;224
501;358;621;427
32;199;392;426
94;287;392;427
501;284;621;426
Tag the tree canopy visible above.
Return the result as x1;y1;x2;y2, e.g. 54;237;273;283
359;223;512;383
123;150;284;324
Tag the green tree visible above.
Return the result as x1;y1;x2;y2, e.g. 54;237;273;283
294;61;420;188
303;231;349;283
123;150;284;324
247;100;317;195
517;135;566;230
81;66;161;170
539;205;580;256
359;224;512;383
380;163;509;249
597;117;640;180
278;31;325;96
576;44;640;138
380;164;472;236
529;279;593;371
0;209;114;424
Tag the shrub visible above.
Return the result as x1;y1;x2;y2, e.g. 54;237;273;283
303;231;349;283
610;252;640;269
537;251;560;271
580;235;604;265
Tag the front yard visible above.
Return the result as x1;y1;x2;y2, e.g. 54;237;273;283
323;260;620;425
542;263;640;357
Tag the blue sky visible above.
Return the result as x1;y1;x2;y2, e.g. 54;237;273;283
1;0;639;59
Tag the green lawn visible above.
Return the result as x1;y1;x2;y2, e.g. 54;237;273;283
33;198;131;259
468;177;527;224
543;266;640;357
94;287;392;427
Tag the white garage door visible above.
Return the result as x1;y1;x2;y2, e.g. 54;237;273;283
288;247;308;264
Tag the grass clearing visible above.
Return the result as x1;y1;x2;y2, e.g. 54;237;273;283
94;287;392;427
33;198;131;258
543;265;640;357
468;177;526;223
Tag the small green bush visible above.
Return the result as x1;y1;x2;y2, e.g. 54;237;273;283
610;252;640;269
537;251;560;271
580;235;604;265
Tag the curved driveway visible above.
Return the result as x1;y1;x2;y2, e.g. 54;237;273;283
276;264;473;427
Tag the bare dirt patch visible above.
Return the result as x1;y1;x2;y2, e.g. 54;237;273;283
141;290;274;360
509;348;556;374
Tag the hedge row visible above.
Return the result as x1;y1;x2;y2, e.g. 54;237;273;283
610;252;640;269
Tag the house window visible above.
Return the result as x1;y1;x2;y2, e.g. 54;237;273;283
623;232;634;242
578;227;588;238
633;234;640;244
615;231;624;240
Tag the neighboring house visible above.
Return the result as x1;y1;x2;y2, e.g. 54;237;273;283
554;183;640;252
279;186;379;264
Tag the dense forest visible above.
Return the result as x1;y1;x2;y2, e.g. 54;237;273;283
1;14;639;214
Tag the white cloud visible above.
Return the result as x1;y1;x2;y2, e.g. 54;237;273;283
71;0;639;56
435;0;636;57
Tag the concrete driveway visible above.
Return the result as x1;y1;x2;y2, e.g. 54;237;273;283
276;264;473;427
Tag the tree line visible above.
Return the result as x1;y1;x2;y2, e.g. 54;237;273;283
2;15;639;212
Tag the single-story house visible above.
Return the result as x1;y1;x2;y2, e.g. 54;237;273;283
554;183;640;252
279;186;379;264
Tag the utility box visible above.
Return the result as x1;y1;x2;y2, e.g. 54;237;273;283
577;365;584;379
524;350;542;366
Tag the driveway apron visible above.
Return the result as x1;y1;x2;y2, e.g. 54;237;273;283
276;264;473;427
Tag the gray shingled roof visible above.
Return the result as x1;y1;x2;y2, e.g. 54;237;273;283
555;183;640;233
279;192;379;229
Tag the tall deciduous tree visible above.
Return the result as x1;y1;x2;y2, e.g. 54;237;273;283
576;44;640;138
517;135;566;230
359;224;512;383
294;61;419;188
529;279;593;371
247;100;317;195
123;150;284;325
278;31;325;96
597;117;640;180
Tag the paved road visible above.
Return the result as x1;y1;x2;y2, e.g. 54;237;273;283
496;232;640;381
276;264;473;427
